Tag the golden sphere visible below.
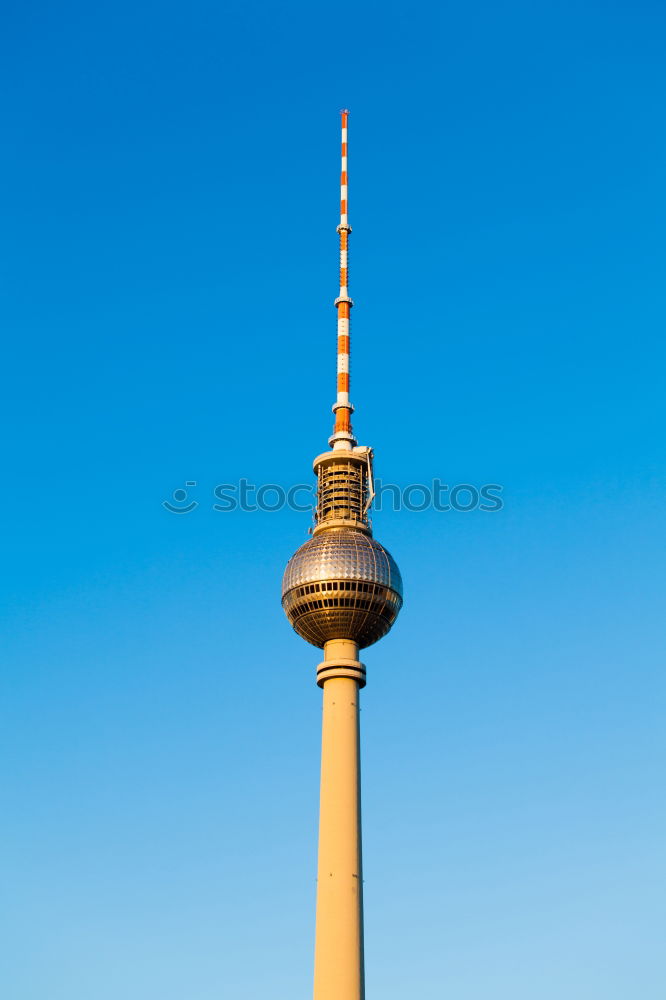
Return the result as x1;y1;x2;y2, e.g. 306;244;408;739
282;528;403;649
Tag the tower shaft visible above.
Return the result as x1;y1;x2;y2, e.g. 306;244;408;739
314;640;365;1000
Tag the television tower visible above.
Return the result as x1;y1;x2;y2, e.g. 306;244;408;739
282;111;403;1000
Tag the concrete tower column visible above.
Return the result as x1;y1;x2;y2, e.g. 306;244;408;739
313;639;366;1000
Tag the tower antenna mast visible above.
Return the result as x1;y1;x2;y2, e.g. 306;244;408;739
331;109;355;449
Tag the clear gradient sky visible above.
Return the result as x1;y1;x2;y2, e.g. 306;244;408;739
2;2;665;998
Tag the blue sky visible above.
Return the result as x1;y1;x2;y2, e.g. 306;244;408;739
2;2;665;997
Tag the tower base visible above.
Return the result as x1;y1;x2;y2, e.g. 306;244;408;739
313;639;365;1000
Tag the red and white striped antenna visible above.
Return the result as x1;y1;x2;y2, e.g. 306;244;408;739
330;109;355;450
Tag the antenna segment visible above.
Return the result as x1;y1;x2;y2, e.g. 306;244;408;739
330;109;355;450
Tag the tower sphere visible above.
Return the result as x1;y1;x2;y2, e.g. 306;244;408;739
282;528;403;649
